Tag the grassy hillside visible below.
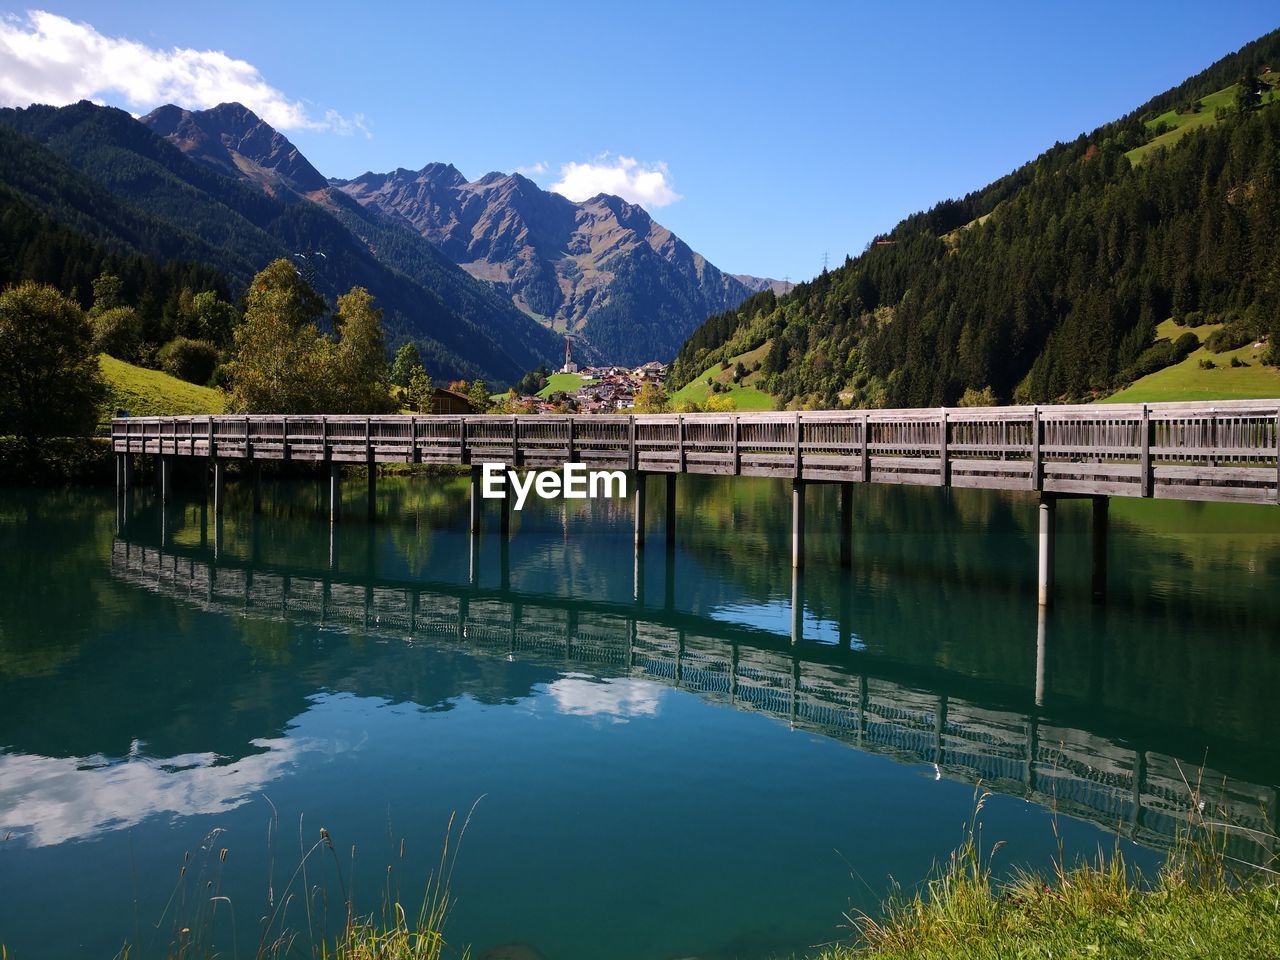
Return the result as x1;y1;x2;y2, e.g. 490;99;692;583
1104;320;1280;403
535;372;591;398
672;342;777;411
100;354;225;420
1126;70;1279;165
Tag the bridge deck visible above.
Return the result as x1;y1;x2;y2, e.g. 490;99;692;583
113;400;1280;504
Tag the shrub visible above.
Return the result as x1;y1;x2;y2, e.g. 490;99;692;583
1173;331;1200;355
1205;324;1252;353
90;306;143;362
1182;310;1206;327
1230;356;1249;368
958;385;998;407
1199;358;1216;370
157;337;220;385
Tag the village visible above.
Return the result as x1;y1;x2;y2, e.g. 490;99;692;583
525;338;669;413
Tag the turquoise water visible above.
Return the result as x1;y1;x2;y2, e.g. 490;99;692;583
1;474;1278;958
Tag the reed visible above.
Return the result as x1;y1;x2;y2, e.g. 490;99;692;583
814;771;1280;959
99;802;478;960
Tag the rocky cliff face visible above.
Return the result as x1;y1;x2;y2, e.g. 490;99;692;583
142;103;329;196
335;166;764;364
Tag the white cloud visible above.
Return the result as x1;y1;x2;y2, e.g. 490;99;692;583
0;10;366;135
515;161;548;176
550;154;682;208
0;736;313;848
544;673;666;722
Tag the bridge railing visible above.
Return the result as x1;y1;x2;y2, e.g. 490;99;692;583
111;399;1280;504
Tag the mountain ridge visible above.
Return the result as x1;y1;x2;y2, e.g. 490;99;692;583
333;162;772;365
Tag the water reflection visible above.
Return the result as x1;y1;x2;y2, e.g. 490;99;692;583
5;478;1280;960
104;530;1276;865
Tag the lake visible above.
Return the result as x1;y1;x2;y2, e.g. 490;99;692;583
1;473;1278;959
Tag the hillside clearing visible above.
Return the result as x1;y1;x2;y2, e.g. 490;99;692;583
672;342;776;411
1126;72;1278;165
1103;319;1278;403
100;354;225;421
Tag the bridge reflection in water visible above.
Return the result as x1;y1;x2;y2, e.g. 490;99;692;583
110;524;1278;868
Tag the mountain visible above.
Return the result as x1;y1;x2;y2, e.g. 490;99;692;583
333;165;762;365
733;274;791;296
142;102;329;195
0;100;559;385
671;29;1280;408
140;103;561;379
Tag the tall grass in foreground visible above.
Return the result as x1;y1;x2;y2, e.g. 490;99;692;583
108;802;478;960
815;774;1280;959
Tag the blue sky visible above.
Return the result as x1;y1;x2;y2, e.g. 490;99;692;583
1;2;1276;282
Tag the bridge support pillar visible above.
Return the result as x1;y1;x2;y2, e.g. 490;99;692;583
213;459;225;517
469;465;482;535
122;454;134;493
1035;605;1048;707
160;455;173;506
252;462;262;515
1037;494;1056;606
665;474;676;546
839;482;854;568
115;453;126;498
366;460;377;522
634;471;647;548
791;567;804;644
792;479;806;569
500;486;511;538
1091;496;1108;603
329;461;340;524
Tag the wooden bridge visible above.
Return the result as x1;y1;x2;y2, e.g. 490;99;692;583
112;399;1280;604
110;537;1279;866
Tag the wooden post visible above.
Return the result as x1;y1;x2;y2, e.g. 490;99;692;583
839;482;854;568
1037;495;1055;607
115;453;125;499
731;415;741;474
365;418;376;522
500;486;511;538
410;416;421;465
567;416;575;461
677;415;686;472
1140;404;1152;498
792;478;806;569
1031;406;1041;491
282;416;291;463
665;473;677;546
469;464;482;535
629;415;638;471
1091;496;1109;603
329;460;340;524
511;416;520;467
1274;410;1279;505
939;409;949;487
213;459;225;516
634;471;647;547
861;412;871;483
252;462;262;515
793;411;802;478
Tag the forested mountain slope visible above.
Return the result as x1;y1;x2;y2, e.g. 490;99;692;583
0;102;555;385
671;30;1280;408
